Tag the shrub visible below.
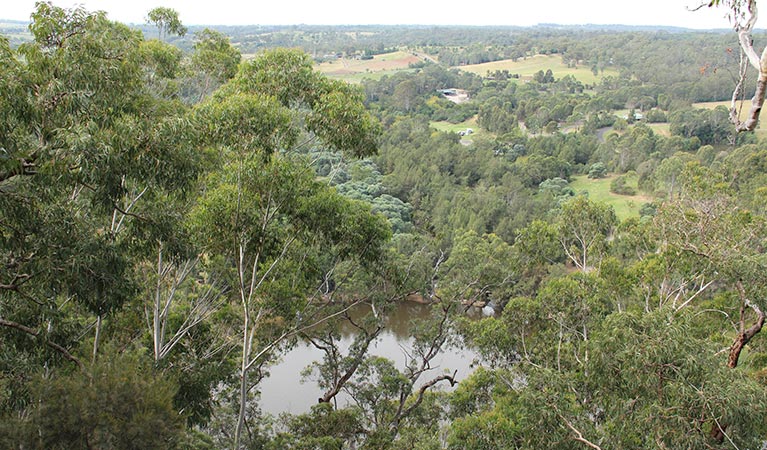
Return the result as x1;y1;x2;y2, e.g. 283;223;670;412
610;174;637;195
587;162;608;179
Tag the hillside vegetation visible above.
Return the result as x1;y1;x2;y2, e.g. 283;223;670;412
3;5;767;450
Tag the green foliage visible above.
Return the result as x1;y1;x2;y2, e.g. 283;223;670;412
609;172;637;195
6;5;767;448
232;48;382;158
639;201;658;217
1;2;202;391
587;162;608;179
589;310;767;448
514;219;563;272
539;176;575;201
196;91;298;154
514;154;572;187
456;309;767;449
1;352;184;450
557;195;618;271
441;230;516;305
669;106;735;146
146;7;187;41
276;403;364;449
654;151;696;198
192;28;241;84
447;403;522;449
656;163;767;310
140;39;183;79
644;108;667;123
533;68;555;83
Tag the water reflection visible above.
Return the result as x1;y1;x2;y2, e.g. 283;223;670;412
258;301;481;415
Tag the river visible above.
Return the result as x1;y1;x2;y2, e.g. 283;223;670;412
258;301;484;415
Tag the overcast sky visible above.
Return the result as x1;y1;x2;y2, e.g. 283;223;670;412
3;0;732;29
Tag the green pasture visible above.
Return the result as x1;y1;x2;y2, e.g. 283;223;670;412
570;173;653;221
456;54;618;85
645;122;671;137
430;116;483;141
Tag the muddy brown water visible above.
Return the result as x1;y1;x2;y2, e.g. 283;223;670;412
258;301;484;415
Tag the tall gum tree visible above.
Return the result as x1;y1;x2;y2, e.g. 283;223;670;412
0;2;199;375
708;0;767;130
191;48;388;449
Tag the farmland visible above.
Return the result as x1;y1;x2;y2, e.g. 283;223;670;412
315;50;425;82
456;54;618;84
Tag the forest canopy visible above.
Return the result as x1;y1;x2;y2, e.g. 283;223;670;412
2;2;767;449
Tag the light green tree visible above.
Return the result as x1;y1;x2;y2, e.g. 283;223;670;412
557;196;618;272
0;3;225;440
190;28;241;101
455;308;767;449
146;6;187;41
440;230;516;308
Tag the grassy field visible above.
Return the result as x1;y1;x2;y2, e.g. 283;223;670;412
315;51;423;83
646;123;671;137
693;100;742;110
570;173;653;221
430;116;483;142
455;54;619;85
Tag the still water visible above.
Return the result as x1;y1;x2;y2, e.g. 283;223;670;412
258;301;483;415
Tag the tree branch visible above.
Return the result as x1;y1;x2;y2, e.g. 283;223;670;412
0;317;85;371
400;370;458;421
557;413;603;450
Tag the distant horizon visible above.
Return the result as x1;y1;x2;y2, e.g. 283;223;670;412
1;0;733;30
0;18;735;33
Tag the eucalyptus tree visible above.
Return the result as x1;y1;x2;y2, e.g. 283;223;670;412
440;229;516;308
146;6;187;42
191;48;388;448
557;196;618;272
707;0;767;131
452;309;767;449
190;28;241;101
656;163;767;368
0;0;197;358
0;2;205;442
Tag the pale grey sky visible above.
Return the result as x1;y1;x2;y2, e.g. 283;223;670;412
2;0;731;29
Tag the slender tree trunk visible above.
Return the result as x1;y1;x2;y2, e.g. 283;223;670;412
153;246;164;361
734;74;767;132
92;314;102;365
234;311;250;449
